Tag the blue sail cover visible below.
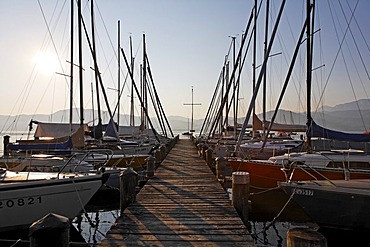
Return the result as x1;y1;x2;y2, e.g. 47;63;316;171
7;138;73;155
307;120;370;142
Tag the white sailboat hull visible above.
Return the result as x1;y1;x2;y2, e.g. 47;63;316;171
0;174;103;232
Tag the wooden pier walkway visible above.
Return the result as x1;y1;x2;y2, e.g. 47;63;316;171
99;138;255;246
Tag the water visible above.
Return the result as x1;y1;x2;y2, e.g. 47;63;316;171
72;209;120;244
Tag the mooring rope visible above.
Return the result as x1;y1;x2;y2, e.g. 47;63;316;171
252;188;296;236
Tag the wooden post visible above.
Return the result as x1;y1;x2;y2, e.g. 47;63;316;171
202;143;209;160
287;228;327;247
120;167;138;213
3;135;9;157
215;156;226;179
160;145;167;160
197;143;203;157
232;171;250;226
154;149;162;164
146;155;156;178
29;213;70;247
205;147;214;168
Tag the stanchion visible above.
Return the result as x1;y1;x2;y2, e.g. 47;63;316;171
146;156;156;178
120;167;138;213
232;171;250;226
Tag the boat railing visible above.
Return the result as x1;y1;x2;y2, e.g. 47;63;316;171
57;149;114;177
286;160;337;186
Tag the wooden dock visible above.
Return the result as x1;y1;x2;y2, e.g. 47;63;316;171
99;138;255;246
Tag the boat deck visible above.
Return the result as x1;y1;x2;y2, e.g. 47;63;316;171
99;138;254;246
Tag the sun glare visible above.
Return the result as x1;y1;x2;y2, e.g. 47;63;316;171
34;51;58;76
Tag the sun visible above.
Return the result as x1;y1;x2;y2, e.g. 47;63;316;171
33;51;58;76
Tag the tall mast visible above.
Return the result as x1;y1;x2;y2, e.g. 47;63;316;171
262;0;269;137
130;35;135;126
306;0;314;152
191;86;194;132
231;36;237;139
252;0;257;138
91;0;102;139
69;0;74;135
142;34;147;129
225;61;229;129
78;0;83;126
117;20;121;127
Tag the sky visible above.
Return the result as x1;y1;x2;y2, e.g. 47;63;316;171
0;0;369;127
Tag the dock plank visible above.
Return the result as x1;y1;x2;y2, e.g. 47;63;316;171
99;138;255;246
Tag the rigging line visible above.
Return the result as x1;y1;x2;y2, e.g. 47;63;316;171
95;1;117;61
329;1;364;117
337;41;367;130
345;0;370;53
315;0;360;112
72;178;89;216
338;0;370;81
274;7;306;113
314;3;326;116
37;0;68;80
344;1;370;101
96;36;116;84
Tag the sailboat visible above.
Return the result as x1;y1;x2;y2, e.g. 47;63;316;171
228;0;370;192
0;168;108;232
279;178;370;230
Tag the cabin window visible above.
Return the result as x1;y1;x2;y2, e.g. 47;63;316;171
326;161;342;168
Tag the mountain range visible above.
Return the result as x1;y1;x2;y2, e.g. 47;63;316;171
1;99;370;136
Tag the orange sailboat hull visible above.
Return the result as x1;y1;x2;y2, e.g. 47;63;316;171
228;158;370;190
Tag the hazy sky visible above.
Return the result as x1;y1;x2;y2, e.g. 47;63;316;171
0;0;369;126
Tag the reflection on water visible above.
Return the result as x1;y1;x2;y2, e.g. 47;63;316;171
250;221;318;247
72;209;120;245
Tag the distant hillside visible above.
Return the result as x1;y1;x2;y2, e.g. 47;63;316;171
318;99;370;112
0;99;370;135
263;109;370;132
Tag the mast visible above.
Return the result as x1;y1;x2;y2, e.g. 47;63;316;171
91;0;102;139
117;20;121;127
262;0;269;138
231;36;237;139
225;61;229;130
78;0;83;126
220;63;225;134
69;0;74;135
306;0;314;152
191;87;194;132
252;0;257;139
142;34;147;130
184;86;201;133
130;35;135;126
